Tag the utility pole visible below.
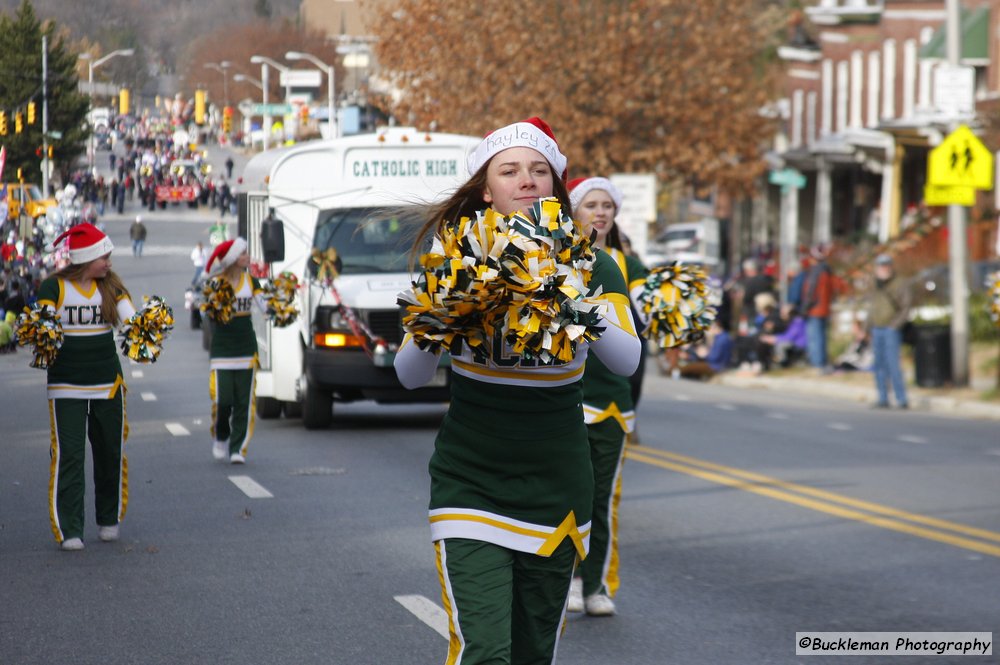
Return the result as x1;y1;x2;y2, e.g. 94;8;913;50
41;35;49;196
946;0;970;386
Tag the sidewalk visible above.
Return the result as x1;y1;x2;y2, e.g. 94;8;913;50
711;367;1000;421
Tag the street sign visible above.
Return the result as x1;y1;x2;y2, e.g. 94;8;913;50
924;183;975;207
251;103;293;116
610;173;657;261
927;124;994;189
280;70;322;88
933;65;975;117
768;168;806;189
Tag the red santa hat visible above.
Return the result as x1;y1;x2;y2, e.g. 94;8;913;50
205;237;248;275
467;117;568;181
50;223;115;264
567;176;624;213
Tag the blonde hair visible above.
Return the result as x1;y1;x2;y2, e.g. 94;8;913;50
53;263;131;326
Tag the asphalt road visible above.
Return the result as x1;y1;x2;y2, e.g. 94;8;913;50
1;207;998;665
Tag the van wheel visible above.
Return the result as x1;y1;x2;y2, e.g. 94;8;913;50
282;401;302;418
302;385;332;429
256;396;282;419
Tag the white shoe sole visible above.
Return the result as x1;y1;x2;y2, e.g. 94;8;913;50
212;442;227;460
60;537;84;551
98;526;120;542
229;453;245;464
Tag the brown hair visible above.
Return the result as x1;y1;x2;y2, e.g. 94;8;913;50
410;162;572;267
54;263;131;326
221;263;245;287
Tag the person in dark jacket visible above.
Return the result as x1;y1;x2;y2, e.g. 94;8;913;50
868;254;910;408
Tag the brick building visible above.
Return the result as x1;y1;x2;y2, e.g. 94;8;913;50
774;0;999;261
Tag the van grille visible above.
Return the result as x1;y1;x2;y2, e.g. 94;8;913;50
364;309;404;347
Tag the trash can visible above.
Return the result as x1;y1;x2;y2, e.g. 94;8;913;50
913;324;951;387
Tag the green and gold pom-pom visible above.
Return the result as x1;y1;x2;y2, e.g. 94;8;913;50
637;262;717;348
398;198;604;364
265;271;300;328
14;303;64;369
988;271;1000;327
200;277;235;324
119;296;175;363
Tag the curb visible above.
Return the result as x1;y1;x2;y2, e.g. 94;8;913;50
713;372;1000;421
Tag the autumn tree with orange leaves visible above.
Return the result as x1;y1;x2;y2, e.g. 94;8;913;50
369;0;782;192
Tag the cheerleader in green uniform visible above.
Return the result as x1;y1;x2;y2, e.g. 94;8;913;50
203;238;262;464
35;224;135;551
395;119;641;664
564;177;649;617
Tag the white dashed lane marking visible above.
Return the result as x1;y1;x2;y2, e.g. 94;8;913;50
715;403;737;411
228;475;274;499
766;412;790;420
140;392;157;401
165;422;190;436
827;423;853;431
395;595;449;640
673;395;691;402
897;434;929;444
132;370;144;378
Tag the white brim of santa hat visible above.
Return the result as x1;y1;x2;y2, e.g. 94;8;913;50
207;237;248;275
467;121;567;178
569;177;624;212
68;236;115;264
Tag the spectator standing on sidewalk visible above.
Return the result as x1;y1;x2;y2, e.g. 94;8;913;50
868;254;910;409
225;156;235;179
190;241;208;285
129;215;147;258
802;245;834;371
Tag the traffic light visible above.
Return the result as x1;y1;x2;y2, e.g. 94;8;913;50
194;90;206;125
0;111;6;135
48;145;54;159
27;102;36;125
300;105;309;122
222;105;233;133
119;88;130;115
14;111;23;134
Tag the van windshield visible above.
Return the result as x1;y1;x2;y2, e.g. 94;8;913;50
311;207;418;275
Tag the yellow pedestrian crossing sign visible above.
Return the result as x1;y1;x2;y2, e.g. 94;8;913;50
927;124;993;189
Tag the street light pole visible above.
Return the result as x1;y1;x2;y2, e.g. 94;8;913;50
80;48;134;174
251;55;292;144
41;35;49;197
945;0;970;386
286;50;337;138
234;73;266;151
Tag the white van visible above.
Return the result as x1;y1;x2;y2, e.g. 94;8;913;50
238;128;480;428
647;217;723;273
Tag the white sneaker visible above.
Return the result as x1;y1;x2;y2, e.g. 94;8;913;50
98;525;119;542
60;537;84;551
584;592;616;616
212;440;227;460
567;577;584;613
229;452;246;464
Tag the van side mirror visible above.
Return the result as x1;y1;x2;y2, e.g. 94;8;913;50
260;209;285;263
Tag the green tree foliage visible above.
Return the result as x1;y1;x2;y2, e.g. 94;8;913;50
0;0;89;185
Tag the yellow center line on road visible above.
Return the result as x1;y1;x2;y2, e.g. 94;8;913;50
625;444;1000;559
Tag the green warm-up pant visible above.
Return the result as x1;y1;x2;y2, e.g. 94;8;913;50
209;368;256;457
435;537;577;665
47;391;128;543
579;419;627;598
